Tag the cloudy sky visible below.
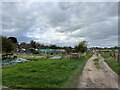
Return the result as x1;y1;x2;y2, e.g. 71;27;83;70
2;2;118;47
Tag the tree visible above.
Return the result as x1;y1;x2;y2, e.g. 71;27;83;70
1;36;14;53
8;37;18;52
8;37;17;43
49;44;58;49
30;40;37;48
20;42;28;49
75;41;87;53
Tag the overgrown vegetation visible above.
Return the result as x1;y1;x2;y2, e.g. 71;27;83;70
93;58;101;70
2;53;92;88
105;58;120;75
100;51;120;75
1;36;17;53
75;41;87;53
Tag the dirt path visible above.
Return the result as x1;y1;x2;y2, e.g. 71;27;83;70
78;53;119;88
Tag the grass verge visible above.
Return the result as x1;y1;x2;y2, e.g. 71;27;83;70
64;53;92;88
105;58;120;75
100;51;120;75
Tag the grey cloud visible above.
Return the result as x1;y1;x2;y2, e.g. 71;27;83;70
2;2;39;36
2;2;118;47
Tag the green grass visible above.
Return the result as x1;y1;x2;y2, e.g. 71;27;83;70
2;53;92;88
99;51;112;58
104;58;120;75
27;58;43;61
93;58;101;70
100;51;120;75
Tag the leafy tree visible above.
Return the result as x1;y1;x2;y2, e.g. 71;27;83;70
75;41;87;53
30;40;37;48
8;37;18;52
49;44;58;49
8;37;17;43
20;42;28;49
1;36;14;53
